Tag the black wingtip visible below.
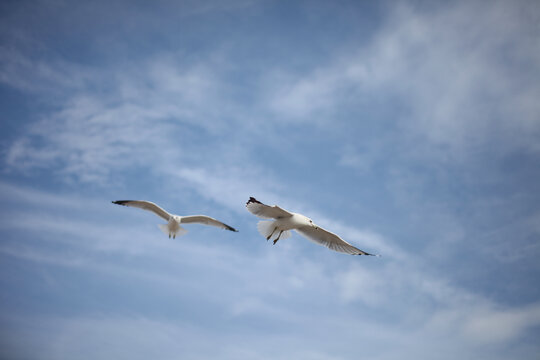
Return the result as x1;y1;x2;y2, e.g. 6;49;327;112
356;252;381;257
246;197;262;206
221;223;239;232
112;200;130;206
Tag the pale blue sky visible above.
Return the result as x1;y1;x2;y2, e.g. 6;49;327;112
1;0;540;359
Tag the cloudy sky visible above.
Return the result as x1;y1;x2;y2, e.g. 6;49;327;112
1;0;540;359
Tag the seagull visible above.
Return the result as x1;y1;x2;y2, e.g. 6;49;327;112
246;197;377;256
112;200;238;238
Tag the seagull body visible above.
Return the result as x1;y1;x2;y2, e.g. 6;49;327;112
112;200;238;238
246;197;376;256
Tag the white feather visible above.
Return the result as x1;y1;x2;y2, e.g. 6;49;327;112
158;224;188;237
256;220;291;241
278;230;291;241
158;223;169;235
257;220;276;238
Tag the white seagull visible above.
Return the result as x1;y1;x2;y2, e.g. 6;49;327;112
246;197;377;256
112;200;238;238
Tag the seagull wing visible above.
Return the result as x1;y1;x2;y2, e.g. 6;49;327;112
246;197;293;219
181;215;238;232
296;225;376;256
112;200;171;221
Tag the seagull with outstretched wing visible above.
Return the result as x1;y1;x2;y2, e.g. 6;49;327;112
246;197;378;256
112;200;238;238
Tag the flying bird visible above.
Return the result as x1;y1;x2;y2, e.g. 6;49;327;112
246;197;377;256
112;200;238;238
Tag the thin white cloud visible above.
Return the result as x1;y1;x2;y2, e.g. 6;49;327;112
265;0;540;156
5;95;180;183
0;47;94;93
172;166;286;214
0;315;201;360
1;181;539;359
265;68;346;120
5;178;536;356
463;304;540;344
0;181;102;209
3;1;539;184
2;52;242;183
6;0;537;186
1;1;539;358
367;1;540;153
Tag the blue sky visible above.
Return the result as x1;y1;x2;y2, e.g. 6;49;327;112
1;0;540;358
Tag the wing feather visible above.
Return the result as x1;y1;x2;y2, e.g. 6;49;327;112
112;200;171;221
296;225;375;256
245;197;293;219
181;215;238;232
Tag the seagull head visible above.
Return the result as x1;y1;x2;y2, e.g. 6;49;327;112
294;213;318;228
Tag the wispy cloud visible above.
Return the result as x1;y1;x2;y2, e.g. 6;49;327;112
1;1;539;359
462;303;540;344
5;1;538;186
2;55;230;183
265;0;540;156
2;182;539;359
0;47;94;94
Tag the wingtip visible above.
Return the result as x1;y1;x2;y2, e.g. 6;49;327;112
222;223;239;232
246;197;261;206
355;251;381;257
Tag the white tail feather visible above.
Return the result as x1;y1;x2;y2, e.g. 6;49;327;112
279;230;291;240
257;220;276;238
158;224;169;235
256;221;291;241
157;224;188;238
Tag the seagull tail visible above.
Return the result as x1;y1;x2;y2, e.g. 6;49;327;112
158;224;170;236
175;226;188;238
279;230;291;240
157;224;188;238
257;220;276;239
256;221;291;241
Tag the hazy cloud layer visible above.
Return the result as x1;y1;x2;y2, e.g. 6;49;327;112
1;0;539;359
